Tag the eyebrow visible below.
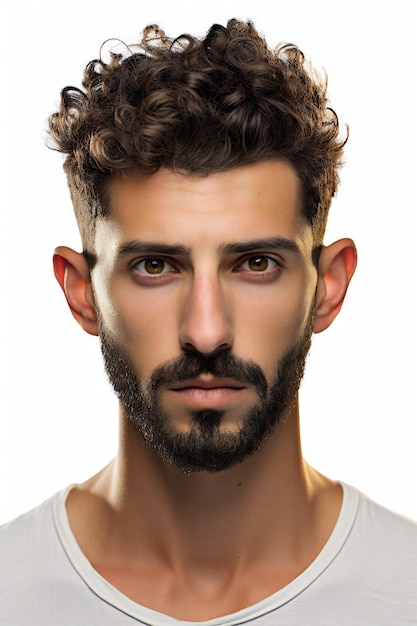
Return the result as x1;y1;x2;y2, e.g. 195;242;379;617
116;236;301;259
117;241;191;258
220;237;301;256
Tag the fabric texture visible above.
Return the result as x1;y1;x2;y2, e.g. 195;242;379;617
1;483;416;625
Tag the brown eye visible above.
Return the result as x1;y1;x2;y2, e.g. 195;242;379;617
144;259;165;274
134;258;175;275
235;255;279;275
247;256;269;271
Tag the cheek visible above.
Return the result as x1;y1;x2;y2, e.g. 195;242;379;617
96;281;181;374
233;284;314;377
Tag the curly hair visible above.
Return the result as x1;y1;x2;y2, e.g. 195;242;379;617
48;19;347;250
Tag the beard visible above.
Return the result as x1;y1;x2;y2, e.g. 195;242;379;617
98;314;313;474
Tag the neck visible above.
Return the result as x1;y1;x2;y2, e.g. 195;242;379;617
68;399;341;575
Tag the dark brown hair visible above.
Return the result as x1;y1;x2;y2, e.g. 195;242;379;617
48;19;347;249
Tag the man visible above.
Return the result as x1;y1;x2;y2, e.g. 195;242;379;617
1;19;416;625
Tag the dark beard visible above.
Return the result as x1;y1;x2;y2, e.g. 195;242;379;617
99;317;313;474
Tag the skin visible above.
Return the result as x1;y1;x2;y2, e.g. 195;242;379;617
53;160;357;620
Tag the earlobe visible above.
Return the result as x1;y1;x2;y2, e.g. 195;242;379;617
314;238;357;334
53;246;99;336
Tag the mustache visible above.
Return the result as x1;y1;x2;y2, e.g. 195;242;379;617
148;351;268;397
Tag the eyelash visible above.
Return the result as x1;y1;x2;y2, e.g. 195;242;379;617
234;256;280;274
130;254;282;282
130;258;178;285
133;258;176;275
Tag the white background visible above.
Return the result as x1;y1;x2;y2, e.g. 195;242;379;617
1;0;416;524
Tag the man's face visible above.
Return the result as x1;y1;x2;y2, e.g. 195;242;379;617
91;161;318;472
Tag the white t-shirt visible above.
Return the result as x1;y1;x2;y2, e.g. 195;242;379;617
1;483;416;625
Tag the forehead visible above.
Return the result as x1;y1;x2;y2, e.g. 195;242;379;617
97;160;312;255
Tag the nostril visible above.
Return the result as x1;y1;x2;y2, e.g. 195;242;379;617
182;342;197;352
181;339;233;358
178;283;233;355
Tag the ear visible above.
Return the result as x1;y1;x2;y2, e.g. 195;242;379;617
314;238;357;334
53;246;99;336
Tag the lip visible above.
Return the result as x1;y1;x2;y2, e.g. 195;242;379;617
169;376;245;391
169;377;246;409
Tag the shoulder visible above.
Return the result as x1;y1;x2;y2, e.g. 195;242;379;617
283;484;417;625
339;484;417;597
0;488;69;578
0;488;87;625
351;484;417;545
1;493;54;547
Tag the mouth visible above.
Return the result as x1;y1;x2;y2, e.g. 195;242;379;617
169;376;246;408
170;375;246;391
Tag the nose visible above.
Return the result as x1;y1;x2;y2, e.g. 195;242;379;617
179;274;233;355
